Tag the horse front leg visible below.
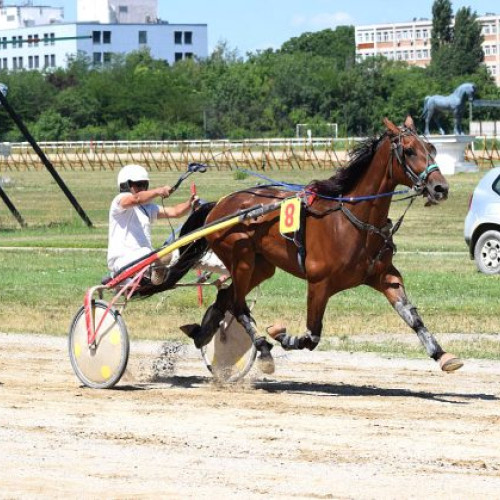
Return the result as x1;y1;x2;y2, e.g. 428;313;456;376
268;280;330;351
454;111;463;135
368;265;463;372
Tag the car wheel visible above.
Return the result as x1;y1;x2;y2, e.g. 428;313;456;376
474;230;500;275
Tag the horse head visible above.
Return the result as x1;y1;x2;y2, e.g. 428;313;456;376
384;116;449;205
456;82;477;102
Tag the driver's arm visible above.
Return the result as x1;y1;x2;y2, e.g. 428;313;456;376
158;194;198;219
119;186;172;209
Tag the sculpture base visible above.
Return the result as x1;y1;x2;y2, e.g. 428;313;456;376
427;135;478;175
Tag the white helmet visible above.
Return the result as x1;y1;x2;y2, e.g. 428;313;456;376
117;164;149;189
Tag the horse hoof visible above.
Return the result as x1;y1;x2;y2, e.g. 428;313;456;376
439;353;464;372
180;324;214;349
257;354;275;375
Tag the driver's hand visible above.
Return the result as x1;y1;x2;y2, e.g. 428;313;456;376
190;194;200;209
158;185;173;198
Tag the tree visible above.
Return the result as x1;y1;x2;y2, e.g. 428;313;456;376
431;0;453;57
280;26;355;70
450;7;484;75
430;2;484;80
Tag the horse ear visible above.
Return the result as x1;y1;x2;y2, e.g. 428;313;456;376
383;117;400;135
403;115;416;132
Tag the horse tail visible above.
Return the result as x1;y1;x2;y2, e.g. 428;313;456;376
421;96;431;118
139;201;217;296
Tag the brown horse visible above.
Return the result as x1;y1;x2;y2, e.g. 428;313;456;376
182;116;463;374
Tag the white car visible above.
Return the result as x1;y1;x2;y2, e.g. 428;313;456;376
464;167;500;274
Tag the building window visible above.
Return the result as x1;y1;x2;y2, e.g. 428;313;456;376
103;52;112;64
184;31;193;44
18;36;23;47
44;33;49;45
93;52;102;65
12;36;17;49
50;54;55;67
2;37;7;49
18;56;23;69
7;15;14;22
2;58;7;69
139;30;147;44
28;55;33;68
44;54;49;67
34;55;39;68
50;33;55;45
119;6;128;13
12;57;17;69
34;34;39;46
185;52;193;59
174;31;182;44
175;52;183;62
28;34;33;46
103;31;111;44
92;31;101;44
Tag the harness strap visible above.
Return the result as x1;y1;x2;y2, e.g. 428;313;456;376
340;204;389;240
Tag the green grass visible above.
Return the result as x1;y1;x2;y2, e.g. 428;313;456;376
1;166;500;359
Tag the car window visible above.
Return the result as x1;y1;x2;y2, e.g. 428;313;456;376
493;175;500;196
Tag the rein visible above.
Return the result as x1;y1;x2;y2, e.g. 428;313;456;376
236;168;413;203
390;129;440;193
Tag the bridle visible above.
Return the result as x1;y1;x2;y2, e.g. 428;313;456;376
390;128;440;194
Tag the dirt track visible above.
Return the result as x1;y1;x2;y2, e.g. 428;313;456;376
0;332;499;498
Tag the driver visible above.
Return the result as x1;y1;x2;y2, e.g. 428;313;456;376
107;164;196;285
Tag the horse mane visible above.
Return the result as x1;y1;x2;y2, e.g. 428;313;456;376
308;132;388;196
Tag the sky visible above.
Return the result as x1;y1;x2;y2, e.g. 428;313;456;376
16;0;499;54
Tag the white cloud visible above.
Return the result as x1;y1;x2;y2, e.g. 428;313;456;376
291;11;353;30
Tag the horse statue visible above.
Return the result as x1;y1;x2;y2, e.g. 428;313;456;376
423;82;476;135
182;116;463;375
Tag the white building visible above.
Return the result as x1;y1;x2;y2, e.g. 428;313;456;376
77;0;158;24
355;13;500;86
0;1;207;70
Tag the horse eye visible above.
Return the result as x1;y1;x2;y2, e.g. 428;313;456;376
404;147;416;156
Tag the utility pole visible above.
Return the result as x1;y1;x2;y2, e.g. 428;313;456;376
0;87;93;228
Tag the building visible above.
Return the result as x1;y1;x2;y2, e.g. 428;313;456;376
0;0;207;71
77;0;158;24
355;14;500;86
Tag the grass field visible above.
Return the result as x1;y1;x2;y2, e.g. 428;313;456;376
1;166;499;358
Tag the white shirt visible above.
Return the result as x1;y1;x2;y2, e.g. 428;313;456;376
107;193;159;274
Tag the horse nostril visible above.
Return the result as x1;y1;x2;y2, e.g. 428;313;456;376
434;184;449;197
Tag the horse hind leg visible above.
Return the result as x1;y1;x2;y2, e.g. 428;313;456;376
180;285;232;348
232;252;277;374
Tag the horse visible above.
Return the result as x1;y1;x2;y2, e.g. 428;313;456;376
181;116;463;375
422;82;476;135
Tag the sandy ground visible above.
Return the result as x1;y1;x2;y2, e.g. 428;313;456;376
0;332;499;499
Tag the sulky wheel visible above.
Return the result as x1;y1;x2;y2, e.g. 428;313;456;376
68;300;129;389
201;311;257;383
